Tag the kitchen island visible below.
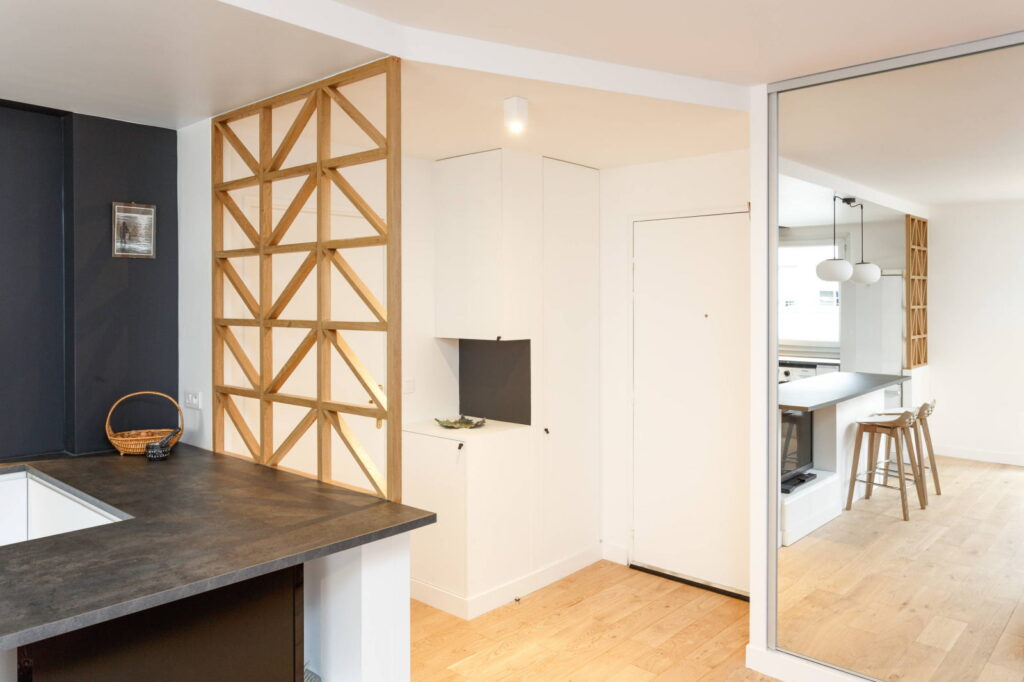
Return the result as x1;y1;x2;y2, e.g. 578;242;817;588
0;445;435;681
778;372;908;545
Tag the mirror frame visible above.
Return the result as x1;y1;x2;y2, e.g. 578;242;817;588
762;29;1024;680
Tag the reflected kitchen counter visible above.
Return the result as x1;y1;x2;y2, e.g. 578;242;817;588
779;371;908;411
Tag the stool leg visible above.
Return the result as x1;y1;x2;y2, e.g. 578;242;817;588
846;426;865;511
922;416;941;495
903;426;926;509
894;430;910;521
883;435;892;487
865;431;878;499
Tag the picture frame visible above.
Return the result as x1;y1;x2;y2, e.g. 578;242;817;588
112;202;156;258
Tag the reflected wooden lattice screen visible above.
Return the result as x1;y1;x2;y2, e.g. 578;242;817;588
212;57;402;501
905;214;927;369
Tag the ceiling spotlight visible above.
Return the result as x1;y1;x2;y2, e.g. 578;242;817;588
504;96;528;134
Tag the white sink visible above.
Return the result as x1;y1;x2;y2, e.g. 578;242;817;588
0;466;130;547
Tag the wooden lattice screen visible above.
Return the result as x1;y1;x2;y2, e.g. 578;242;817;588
211;57;402;501
905;214;928;369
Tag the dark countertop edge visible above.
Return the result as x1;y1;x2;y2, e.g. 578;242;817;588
0;511;435;650
778;373;909;411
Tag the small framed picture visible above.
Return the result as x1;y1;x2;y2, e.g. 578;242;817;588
112;202;156;258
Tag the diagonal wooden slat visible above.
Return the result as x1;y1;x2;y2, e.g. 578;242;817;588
219;259;260;318
218;190;260;246
324;86;387;150
330;251;386;323
268;329;317;393
222;394;260;461
269;251;317;319
269;172;317;246
219;326;259;389
267;408;317;466
325;411;385;497
216;121;259;176
327;331;387;410
270;93;318;172
327;168;388;237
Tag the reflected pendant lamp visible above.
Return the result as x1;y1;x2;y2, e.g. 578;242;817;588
850;202;881;284
816;195;853;282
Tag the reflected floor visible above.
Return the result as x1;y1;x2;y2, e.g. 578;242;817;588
779;455;1024;681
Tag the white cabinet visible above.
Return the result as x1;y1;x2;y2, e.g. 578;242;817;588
403;421;533;619
537;158;601;567
434;149;541;340
408;156;601;620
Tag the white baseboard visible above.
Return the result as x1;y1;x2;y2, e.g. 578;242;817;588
935;444;1024;468
746;645;869;682
412;545;602;620
601;541;629;565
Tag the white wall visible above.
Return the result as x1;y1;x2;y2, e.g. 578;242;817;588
599;149;750;566
176;132;458;448
178;118;213;448
929;200;1024;465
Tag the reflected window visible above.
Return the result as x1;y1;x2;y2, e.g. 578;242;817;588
778;244;840;355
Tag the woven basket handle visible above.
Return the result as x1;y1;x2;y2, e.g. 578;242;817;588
105;391;184;438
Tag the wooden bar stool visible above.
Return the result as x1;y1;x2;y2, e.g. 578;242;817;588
846;411;925;521
875;401;940;498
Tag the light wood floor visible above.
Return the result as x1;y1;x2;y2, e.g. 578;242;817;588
779;455;1024;681
411;561;775;681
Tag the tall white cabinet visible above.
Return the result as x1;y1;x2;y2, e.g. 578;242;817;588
404;152;600;619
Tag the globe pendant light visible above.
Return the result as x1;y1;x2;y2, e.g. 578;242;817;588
816;195;853;282
850;201;881;284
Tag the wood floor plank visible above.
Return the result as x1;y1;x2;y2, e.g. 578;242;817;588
411;561;771;681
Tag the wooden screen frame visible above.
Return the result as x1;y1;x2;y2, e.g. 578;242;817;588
211;57;402;501
905;214;928;369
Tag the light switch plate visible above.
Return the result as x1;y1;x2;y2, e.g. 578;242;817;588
184;391;203;410
403;378;416;395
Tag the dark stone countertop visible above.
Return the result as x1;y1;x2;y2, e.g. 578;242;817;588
0;444;435;650
778;371;909;411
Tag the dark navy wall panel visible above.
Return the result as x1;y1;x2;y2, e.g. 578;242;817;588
65;114;179;453
0;106;66;456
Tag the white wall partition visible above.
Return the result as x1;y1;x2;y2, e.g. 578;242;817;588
598;150;750;565
929;200;1024;466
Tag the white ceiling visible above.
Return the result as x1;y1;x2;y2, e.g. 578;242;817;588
780;176;903;228
335;0;1024;84
0;0;382;128
780;43;1024;206
402;63;748;168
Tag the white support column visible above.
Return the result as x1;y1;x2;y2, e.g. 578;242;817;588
304;533;411;682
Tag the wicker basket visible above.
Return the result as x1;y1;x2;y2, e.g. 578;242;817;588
106;391;184;456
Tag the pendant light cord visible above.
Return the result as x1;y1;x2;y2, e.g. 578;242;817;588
832;194;838;259
854;202;865;262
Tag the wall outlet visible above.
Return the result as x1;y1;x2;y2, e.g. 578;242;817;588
184;391;203;410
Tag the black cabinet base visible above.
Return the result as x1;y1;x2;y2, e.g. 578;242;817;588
18;566;303;682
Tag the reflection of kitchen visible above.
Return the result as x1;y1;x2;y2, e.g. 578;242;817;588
777;172;924;544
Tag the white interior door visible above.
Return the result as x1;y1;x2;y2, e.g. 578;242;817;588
632;212;750;594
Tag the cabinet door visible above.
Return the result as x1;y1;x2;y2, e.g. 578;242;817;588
537;159;600;566
402;432;467;596
435;150;503;339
